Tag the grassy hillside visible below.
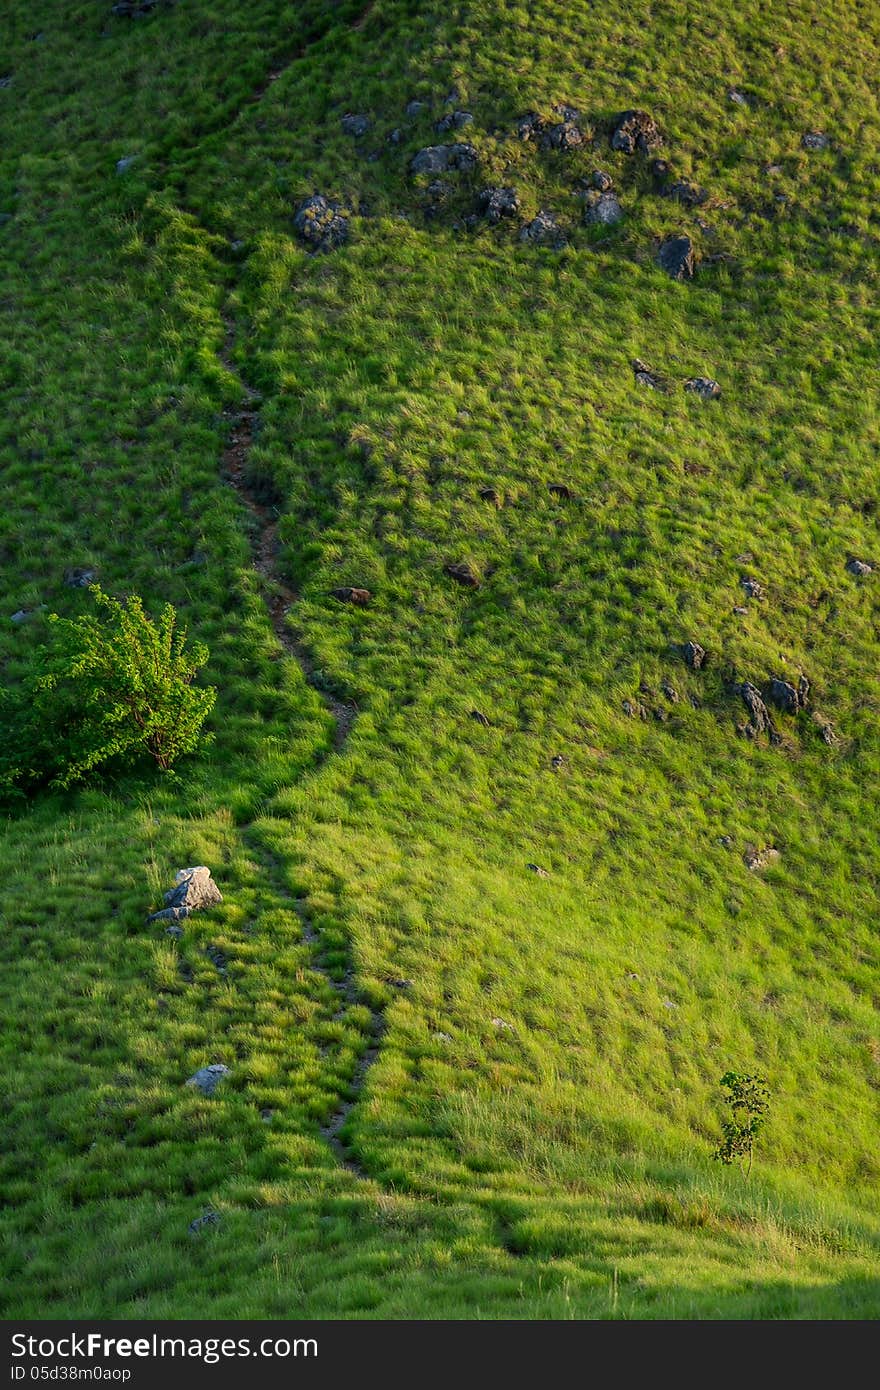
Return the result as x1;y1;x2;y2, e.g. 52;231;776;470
0;0;878;1318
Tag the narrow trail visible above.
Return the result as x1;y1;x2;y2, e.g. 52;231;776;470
219;313;382;1178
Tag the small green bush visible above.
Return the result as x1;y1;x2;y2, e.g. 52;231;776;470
0;586;216;792
712;1071;771;1178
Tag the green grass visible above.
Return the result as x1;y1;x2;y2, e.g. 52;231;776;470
0;0;878;1318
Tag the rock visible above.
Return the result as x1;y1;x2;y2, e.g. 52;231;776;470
411;144;477;175
661;680;678;703
650;157;671;182
478;186;520;222
526;863;549;877
812;712;839;746
519;210;565;247
584;191;623;225
741;576;764;599
478;485;502;506
341;113;370;137
685;376;721;399
165;924;183;940
733;605;748;615
64;566;98;588
728;89;748;106
548;482;574;499
111;0;161;13
769;675;809;713
206;945;228;976
516;111;545;141
592;170;614;191
657;235;696;281
185;1064;230;1097
542;120;584;151
622;699;649;720
115;156;137;174
802;131;830;150
550;754;567;770
663;179;707;207
445;561;480;587
610;110;662;155
718;834;734;848
148;866;223;924
491;1017;514;1030
682;640;705;670
743;845;780;872
470;709;492;726
293;194;349;252
436;111;473;132
432;1031;453;1043
188;1210;221;1236
633;358;663;390
405;100;426;118
737;681;779;741
846;557;872;577
388;128;402;144
331;586;371;604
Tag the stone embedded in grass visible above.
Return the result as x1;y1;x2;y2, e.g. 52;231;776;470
478;485;502;506
341;113;371;137
526;863;549;877
148;866;223;923
550;754;567;769
542;120;584;151
661;680;679;702
658;235;697;281
846;557;872;577
741;576;764;599
293;194;349;252
610;109;662;155
584;190;623;225
411;144;477;175
633;358;664;390
330;586;371;604
436;111;473;132
492;1016;514;1030
111;0;162;14
664;180;708;207
682;640;706;669
812;712;839;746
186;1064;230;1097
743;845;780;871
64;565;98;588
115;156;137;175
769;675;809;713
622;698;649;719
737;682;780;742
519;210;566;248
405;100;426;118
548;482;574;499
685;376;721;399
592;170;614;191
188;1209;221;1235
470;709;492;726
516;111;545;141
728;89;748;106
445;560;480;587
802;131;830;150
478;186;520;222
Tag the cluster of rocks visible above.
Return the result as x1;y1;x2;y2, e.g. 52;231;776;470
623;676;688;723
518;210;565;247
743;845;780;872
293;194;349;252
411;143;477;175
634;361;720;398
478;186;520;222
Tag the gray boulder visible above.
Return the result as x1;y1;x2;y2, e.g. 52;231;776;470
585;191;622;225
519;210;565;247
341;113;371;137
479;186;520;222
186;1064;230;1097
611;110;662;155
802;131;830;150
293;194;349;251
658;235;696;280
846;557;872;577
685;376;721;399
148;866;222;924
411;144;477;174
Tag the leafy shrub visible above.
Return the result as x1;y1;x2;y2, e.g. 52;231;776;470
0;586;215;792
712;1071;771;1177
